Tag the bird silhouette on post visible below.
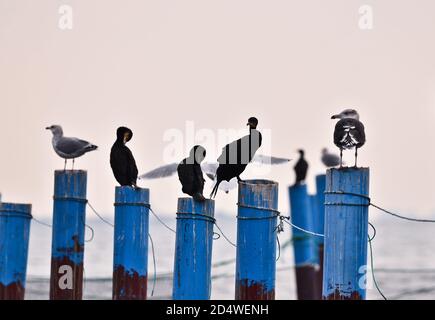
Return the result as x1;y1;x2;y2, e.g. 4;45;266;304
331;109;366;167
177;145;207;202
294;149;308;185
210;117;262;199
321;148;341;168
46;125;98;170
110;127;138;187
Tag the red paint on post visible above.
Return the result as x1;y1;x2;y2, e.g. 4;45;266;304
113;266;147;300
295;265;318;300
235;279;275;300
0;281;25;300
324;287;363;300
49;256;84;300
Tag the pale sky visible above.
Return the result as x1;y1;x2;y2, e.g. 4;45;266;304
1;0;435;219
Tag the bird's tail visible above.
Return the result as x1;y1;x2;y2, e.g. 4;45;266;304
210;180;222;199
86;144;98;152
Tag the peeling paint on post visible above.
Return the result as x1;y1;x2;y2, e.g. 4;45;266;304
289;184;318;300
0;203;32;300
50;170;87;300
235;179;278;300
315;174;327;299
323;168;370;300
173;198;215;300
113;186;150;300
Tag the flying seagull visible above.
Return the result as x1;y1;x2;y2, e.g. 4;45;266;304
177;145;207;202
321;148;341;168
294;149;308;185
46;125;98;170
331;109;366;167
110;126;138;187
139;154;290;194
210;117;262;198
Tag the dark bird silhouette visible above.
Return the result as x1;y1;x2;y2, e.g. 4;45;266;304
321;148;341;168
294;149;308;185
139;155;290;194
177;145;207;202
46;125;98;170
110;127;138;187
210;117;262;198
331;109;366;167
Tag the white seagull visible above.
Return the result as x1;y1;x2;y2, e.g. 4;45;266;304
46;125;98;170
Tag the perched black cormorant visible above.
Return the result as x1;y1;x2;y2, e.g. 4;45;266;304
294;149;308;185
110;127;138;187
177;145;207;202
210;117;262;198
331;109;366;167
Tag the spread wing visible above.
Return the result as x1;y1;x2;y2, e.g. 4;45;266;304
138;163;178;179
252;154;291;165
201;162;219;177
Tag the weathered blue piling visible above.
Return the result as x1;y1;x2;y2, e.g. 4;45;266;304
315;174;327;298
288;184;318;300
0;203;32;300
235;180;278;300
113;186;150;300
50;170;87;300
323;168;370;300
173;198;215;300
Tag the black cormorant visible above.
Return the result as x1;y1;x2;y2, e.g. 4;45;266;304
177;145;207;202
110;126;138;187
210;117;262;198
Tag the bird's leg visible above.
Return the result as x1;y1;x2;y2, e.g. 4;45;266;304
64;159;67;171
339;149;343;168
72;158;75;171
354;148;358;168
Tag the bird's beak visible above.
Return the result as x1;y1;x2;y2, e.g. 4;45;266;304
331;114;339;119
45;126;51;130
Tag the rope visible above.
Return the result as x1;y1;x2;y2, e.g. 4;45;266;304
150;208;176;234
148;233;157;297
281;216;325;237
87;202;114;227
214;222;237;248
276;236;281;261
53;196;88;204
237;202;280;214
325;191;435;223
84;221;94;243
368;222;387;300
32;217;52;228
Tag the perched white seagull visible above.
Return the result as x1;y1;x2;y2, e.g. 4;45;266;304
46;125;98;170
331;109;366;167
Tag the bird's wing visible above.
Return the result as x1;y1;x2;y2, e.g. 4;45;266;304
56;137;91;154
201;162;218;176
138;163;178;179
252;154;292;165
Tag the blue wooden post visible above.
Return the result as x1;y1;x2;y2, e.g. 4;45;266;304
288;184;318;300
50;170;87;300
0;203;32;300
173;198;215;300
323;168;370;300
315;174;327;298
235;179;278;300
113;186;150;300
